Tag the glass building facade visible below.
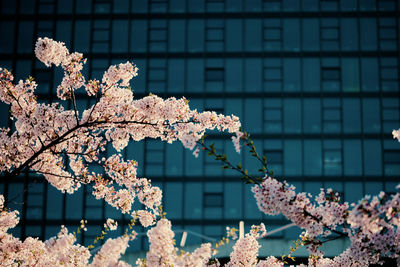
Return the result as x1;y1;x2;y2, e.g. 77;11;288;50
0;0;400;258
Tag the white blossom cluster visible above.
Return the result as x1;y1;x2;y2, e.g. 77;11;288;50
252;176;400;266
137;218;214;267
393;128;400;142
0;204;131;266
0;38;241;228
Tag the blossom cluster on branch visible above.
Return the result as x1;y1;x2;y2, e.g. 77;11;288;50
251;176;400;266
1;194;131;266
0;37;241;226
136;218;214;267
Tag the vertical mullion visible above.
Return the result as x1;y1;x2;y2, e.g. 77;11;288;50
377;10;386;191
338;9;345;195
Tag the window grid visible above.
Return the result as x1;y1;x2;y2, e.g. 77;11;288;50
263;19;282;51
93;0;111;14
263;0;281;12
149;20;168;52
92;20;111;52
321;18;339;50
206;19;224;51
378;18;397;50
1;2;400;251
150;0;168;13
380;58;399;92
264;58;283;91
206;0;224;13
148;59;167;93
38;0;55;14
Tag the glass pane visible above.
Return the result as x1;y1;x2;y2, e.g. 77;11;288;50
360;19;377;51
188;19;205;52
361;58;379;91
341;18;358;51
245;59;262;92
304;99;321;133
226;59;243;92
284;140;302;176
224;183;242;219
304;140;322;176
245;19;262;51
284;99;301;133
363;140;382;176
283;19;300;51
344;140;362;176
165;183;183;219
244;99;262;133
343;98;361;133
184;183;202;219
112;20;128;52
302;19;319;51
18;21;34;53
284;58;301;91
342;58;360;92
362;98;381;133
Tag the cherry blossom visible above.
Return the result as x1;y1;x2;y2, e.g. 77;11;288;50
1;37;400;267
393;129;400;142
0;37;241;227
231;131;244;153
137;218;216;267
90;236;130;267
104;218;118;231
251;176;400;266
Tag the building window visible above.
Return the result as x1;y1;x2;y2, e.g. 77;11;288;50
149;20;167;52
94;0;111;14
378;0;396;11
263;0;281;11
264;19;282;50
90;59;109;84
379;18;397;51
382;98;400;132
264;149;283;176
264;99;282;133
205;67;224;82
150;0;168;13
206;19;224;51
321;19;339;50
37;20;53;38
205;60;224;92
203;193;223;208
323;98;341;133
321;58;341;91
204;139;224;176
384;150;400;176
145;140;165;176
92;20;110;52
380;57;398;91
38;0;55;14
264;58;282;91
323;140;342;176
206;0;224;12
35;69;52;95
85;186;103;220
26;184;44;220
320;0;339;11
148;59;167;93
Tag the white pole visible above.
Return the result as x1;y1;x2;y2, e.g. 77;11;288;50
264;223;296;237
239;221;244;239
180;231;187;247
